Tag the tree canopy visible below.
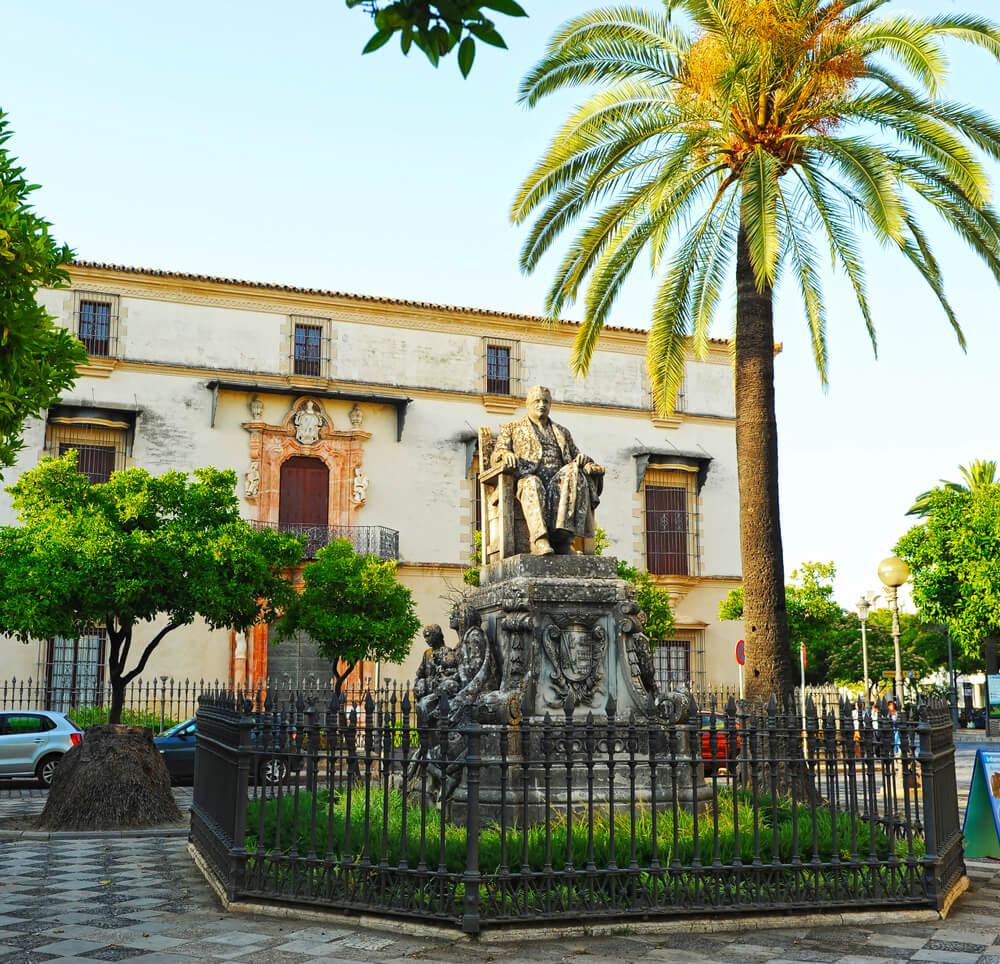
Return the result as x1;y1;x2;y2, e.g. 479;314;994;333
0;453;302;721
511;1;1000;700
907;459;998;517
271;538;421;691
896;483;1000;659
719;561;955;690
349;0;526;75
0;112;87;472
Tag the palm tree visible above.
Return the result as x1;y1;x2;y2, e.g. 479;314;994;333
512;0;1000;700
907;459;998;516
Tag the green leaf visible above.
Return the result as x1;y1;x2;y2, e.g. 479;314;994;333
362;30;393;54
482;0;527;16
467;21;507;48
458;36;475;77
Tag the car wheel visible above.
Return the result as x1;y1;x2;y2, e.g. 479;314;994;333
36;754;61;789
258;757;289;787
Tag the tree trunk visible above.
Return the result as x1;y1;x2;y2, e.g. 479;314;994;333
109;679;126;724
38;725;183;830
734;223;794;703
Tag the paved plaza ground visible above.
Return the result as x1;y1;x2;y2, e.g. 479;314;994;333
0;744;997;964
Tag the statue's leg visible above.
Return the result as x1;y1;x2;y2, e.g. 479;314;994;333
547;463;590;553
516;476;553;554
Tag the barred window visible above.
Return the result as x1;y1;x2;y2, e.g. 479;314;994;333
644;467;699;577
652;632;705;692
482;337;520;396
290;316;330;378
45;630;106;713
45;406;134;484
649;376;688;414
73;292;120;359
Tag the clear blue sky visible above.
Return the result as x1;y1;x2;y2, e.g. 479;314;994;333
5;0;999;612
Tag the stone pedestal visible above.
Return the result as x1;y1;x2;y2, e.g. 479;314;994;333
444;554;707;823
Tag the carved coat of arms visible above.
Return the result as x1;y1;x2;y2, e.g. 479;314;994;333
541;612;606;707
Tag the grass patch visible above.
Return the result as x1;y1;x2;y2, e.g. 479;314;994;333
245;787;924;872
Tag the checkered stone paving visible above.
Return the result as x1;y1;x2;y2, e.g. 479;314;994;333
0;745;996;962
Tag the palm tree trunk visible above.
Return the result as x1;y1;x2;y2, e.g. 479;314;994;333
734;223;794;702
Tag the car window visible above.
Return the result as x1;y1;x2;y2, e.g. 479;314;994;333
181;722;196;737
3;714;52;734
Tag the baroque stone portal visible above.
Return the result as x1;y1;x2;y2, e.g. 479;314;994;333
481;385;604;562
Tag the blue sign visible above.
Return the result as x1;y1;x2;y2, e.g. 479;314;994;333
735;639;745;666
963;748;1000;858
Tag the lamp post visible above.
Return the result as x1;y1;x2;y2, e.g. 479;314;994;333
855;593;879;705
878;557;911;707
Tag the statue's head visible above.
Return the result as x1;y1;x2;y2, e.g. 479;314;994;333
422;624;444;650
449;604;481;633
526;385;552;420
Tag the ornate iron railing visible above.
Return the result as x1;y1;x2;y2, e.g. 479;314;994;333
190;688;964;934
250;522;399;560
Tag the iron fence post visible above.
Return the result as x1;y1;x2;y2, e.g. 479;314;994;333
462;714;482;935
230;702;253;899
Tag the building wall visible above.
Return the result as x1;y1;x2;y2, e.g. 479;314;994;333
3;264;744;696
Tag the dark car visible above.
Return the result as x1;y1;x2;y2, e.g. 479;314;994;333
700;713;740;774
156;716;303;786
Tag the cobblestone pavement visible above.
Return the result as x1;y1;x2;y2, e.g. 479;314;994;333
0;745;996;963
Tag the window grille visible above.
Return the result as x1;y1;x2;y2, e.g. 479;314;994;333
45;630;107;713
483;337;520;396
644;467;700;577
649;376;687;414
290;316;331;379
45;408;133;484
652;632;706;691
73;292;120;359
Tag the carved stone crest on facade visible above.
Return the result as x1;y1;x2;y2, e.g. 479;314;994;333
293;400;325;444
541;611;606;707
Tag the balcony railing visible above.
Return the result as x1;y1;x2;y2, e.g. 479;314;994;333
251;522;399;561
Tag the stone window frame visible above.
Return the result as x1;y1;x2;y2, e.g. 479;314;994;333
72;290;122;359
653;630;706;691
479;336;521;397
284;314;335;380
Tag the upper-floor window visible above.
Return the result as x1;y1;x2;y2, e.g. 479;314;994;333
74;292;120;359
482;337;520;395
649;376;687;414
290;316;330;378
644;466;699;577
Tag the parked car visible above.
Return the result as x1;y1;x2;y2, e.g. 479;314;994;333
0;710;82;787
700;713;740;774
156;716;303;786
154;718;198;783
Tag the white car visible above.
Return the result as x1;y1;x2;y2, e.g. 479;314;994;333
0;710;82;787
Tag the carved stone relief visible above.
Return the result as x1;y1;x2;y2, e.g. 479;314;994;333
540;611;606;708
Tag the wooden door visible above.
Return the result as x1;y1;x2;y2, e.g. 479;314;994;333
279;456;329;527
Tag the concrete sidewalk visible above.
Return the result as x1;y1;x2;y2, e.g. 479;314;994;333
0;747;997;963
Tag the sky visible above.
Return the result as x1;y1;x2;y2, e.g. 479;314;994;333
4;0;999;613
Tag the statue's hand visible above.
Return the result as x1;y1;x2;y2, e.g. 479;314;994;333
500;451;517;469
584;462;605;476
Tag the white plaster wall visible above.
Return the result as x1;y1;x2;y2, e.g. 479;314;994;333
335;319;480;393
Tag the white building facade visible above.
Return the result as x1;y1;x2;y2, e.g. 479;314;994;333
3;262;744;700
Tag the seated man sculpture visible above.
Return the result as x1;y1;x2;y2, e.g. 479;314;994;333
491;385;604;555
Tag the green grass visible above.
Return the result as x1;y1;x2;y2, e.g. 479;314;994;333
66;706;182;731
245;787;925;873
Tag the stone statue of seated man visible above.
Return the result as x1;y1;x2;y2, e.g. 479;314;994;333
492;385;605;555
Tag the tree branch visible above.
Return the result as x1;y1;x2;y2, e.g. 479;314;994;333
121;622;182;685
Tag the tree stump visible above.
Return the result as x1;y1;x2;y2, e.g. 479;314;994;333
38;725;183;830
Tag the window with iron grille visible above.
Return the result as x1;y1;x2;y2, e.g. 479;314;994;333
649;376;688;414
644;467;699;576
73;292;120;359
482;337;520;395
290;316;330;378
44;630;106;713
45;407;133;484
653;639;691;689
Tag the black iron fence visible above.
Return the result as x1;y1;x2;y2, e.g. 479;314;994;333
0;676;342;731
250;522;399;561
190;688;964;934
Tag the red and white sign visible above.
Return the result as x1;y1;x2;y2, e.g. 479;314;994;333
735;639;745;665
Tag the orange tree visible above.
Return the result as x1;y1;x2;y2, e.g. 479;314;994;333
513;0;1000;700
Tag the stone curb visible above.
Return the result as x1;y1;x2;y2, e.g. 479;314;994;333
0;827;190;840
188;841;945;945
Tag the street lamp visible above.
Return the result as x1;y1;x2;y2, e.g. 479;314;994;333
878;556;911;707
855;592;879;705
